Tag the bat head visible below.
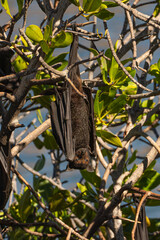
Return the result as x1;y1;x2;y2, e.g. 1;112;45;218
68;148;90;169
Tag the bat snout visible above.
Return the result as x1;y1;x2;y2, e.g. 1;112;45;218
68;148;90;169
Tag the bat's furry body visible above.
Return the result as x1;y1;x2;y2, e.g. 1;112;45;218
0;46;13;209
51;31;96;169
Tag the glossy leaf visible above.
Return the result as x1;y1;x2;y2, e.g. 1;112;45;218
136;170;160;191
49;189;70;211
107;94;127;114
40;40;50;54
1;0;12;17
109;56;119;83
45;52;68;66
94;90;112;118
120;81;137;95
26;25;43;43
102;0;129;8
16;0;23;13
33;137;44;149
51;31;73;48
81;170;101;189
19;189;33;221
43;25;50;41
34;155;45;171
95;7;114;20
97;129;122;147
83;0;101;12
89;48;101;65
12;55;28;72
77;182;87;193
43;130;58;150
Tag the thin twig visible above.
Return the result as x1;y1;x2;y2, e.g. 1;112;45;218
11;167;89;240
103;21;152;92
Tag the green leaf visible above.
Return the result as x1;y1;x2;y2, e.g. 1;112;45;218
120;81;137;95
36;109;43;124
37;179;54;201
49;188;70;211
107;94;127;114
97;129;122;147
157;58;160;70
12;55;28;72
109;87;116;98
104;0;129;8
81;170;101;189
136;170;160;191
45;52;68;66
149;63;159;77
153;4;160;17
33;137;44;149
95;7;114;20
26;25;43;43
19;189;33;221
43;25;50;41
146;199;160;206
1;0;12;17
94;90;112;118
89;48;101;65
40;40;50;54
141;99;154;108
43;129;58;150
34;155;45;171
83;0;101;12
109;56;119;82
51;31;73;48
77;182;87;193
16;0;23;13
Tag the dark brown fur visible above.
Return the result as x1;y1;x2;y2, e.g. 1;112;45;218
50;30;96;169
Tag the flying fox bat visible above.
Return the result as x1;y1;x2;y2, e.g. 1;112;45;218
0;45;13;209
50;31;96;169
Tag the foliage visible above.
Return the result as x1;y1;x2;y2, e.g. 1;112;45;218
0;0;160;239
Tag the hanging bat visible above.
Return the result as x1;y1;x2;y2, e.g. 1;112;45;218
50;30;96;169
0;45;13;209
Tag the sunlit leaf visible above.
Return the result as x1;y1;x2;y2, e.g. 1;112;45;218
81;170;101;189
16;0;23;13
43;25;50;41
97;129;122;147
83;0;101;12
51;31;73;48
77;182;87;193
107;94;127;114
95;7;114;20
136;170;160;191
12;55;28;72
40;40;50;54
1;0;12;17
26;24;43;43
